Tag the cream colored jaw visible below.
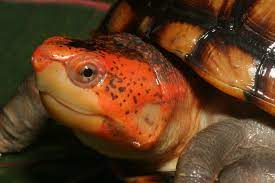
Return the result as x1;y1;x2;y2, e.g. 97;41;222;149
41;94;103;132
35;62;103;132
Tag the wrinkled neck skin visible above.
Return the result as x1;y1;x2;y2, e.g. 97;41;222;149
154;68;274;172
198;82;274;132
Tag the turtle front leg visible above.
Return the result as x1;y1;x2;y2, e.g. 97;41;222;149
174;119;275;183
0;74;48;153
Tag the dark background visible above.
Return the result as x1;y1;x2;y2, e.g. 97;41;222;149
0;1;125;182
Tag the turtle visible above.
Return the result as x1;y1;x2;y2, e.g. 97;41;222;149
0;0;275;182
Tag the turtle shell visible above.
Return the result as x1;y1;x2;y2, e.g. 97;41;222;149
97;0;275;115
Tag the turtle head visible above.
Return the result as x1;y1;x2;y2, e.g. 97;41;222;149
32;34;188;158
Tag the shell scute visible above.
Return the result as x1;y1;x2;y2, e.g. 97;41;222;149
255;58;275;109
176;0;235;17
244;0;275;41
102;0;275;114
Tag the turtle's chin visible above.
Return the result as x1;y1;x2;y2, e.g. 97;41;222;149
40;92;104;134
40;93;151;159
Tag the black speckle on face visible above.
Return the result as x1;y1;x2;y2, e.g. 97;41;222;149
111;92;118;100
109;78;117;89
154;92;162;99
133;96;138;104
108;75;124;95
118;87;126;93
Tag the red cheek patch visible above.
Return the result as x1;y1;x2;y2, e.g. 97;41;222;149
93;52;167;145
96;52;163;117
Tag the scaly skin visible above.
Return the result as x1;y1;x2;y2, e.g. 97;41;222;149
0;75;48;152
175;119;275;183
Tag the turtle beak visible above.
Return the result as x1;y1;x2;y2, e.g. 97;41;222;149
32;36;76;73
31;37;104;134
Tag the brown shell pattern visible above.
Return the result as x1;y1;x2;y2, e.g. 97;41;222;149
99;0;275;115
244;0;275;41
177;0;235;17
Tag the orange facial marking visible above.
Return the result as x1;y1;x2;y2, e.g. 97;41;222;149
91;51;174;149
32;36;87;72
32;35;185;151
98;53;161;114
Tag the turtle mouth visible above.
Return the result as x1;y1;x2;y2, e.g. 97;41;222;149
40;92;95;116
39;91;106;134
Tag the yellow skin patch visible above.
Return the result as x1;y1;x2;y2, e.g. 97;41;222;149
32;36;181;158
37;62;102;133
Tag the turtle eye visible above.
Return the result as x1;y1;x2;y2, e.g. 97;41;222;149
79;64;98;83
67;56;106;88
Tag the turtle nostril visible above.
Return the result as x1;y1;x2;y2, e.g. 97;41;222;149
31;36;78;73
31;46;52;73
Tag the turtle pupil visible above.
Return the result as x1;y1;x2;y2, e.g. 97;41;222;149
82;67;94;78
